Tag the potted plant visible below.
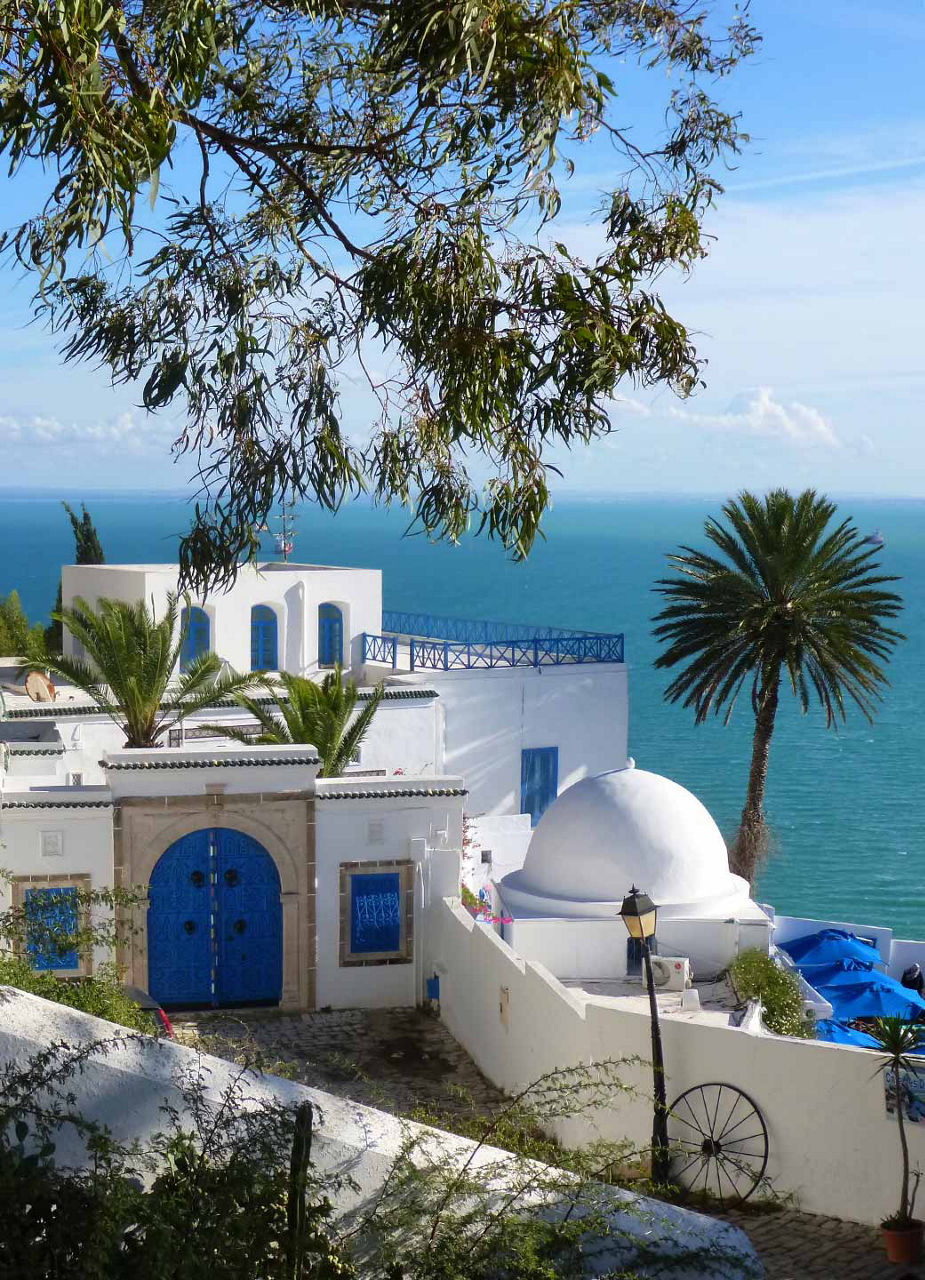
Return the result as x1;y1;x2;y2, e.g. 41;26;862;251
869;1016;925;1264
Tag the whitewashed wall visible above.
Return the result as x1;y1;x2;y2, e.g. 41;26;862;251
351;698;441;776
103;746;321;798
0;802;115;970
503;915;772;984
410;664;628;817
62;562;383;676
432;898;925;1227
0;988;759;1279
314;783;463;1009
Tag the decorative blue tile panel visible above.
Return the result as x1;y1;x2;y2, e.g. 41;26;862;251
25;886;79;970
350;872;402;954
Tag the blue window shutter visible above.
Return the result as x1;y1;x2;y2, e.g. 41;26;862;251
25;887;79;970
520;747;558;826
350;872;402;953
318;604;343;666
250;606;278;670
181;607;210;672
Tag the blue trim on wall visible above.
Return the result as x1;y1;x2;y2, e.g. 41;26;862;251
520;747;558;827
181;606;210;672
319;603;343;667
250;605;278;670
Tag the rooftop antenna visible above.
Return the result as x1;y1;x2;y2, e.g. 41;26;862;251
273;492;296;562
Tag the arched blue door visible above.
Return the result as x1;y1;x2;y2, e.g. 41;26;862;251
318;603;343;666
147;829;282;1008
180;606;210;671
250;605;278;670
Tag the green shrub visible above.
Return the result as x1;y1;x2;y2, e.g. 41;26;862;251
729;949;814;1039
0;956;151;1034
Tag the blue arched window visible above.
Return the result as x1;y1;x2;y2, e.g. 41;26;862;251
251;605;278;671
180;606;210;672
318;603;343;667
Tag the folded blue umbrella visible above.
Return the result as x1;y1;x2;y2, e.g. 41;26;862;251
782;928;881;967
798;958;875;987
815;1019;880;1049
818;972;925;1021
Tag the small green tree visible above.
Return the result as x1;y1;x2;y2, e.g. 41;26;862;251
868;1017;925;1229
0;590;46;660
205;667;384;777
728;949;812;1039
64;502;106;565
46;502;106;652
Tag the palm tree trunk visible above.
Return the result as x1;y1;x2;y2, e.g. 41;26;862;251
731;667;781;884
896;1062;911;1221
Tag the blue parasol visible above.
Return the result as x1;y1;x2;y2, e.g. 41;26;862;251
817;971;925;1021
782;928;881;967
815;1019;880;1049
797;959;875;987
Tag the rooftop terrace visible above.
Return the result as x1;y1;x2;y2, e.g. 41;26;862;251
363;610;625;672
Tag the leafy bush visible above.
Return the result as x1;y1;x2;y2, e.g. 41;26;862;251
729;949;813;1039
0;956;151;1033
0;1036;759;1280
0;589;46;659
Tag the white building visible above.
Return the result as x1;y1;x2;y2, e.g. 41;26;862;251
0;557;628;1014
497;764;772;981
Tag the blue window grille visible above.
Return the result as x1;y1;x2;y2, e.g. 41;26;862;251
180;606;210;672
250;605;278;670
626;936;657;977
350;872;402;954
25;886;79;970
520;747;558;827
319;603;343;667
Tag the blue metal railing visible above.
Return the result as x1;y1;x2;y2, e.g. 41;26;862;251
362;633;398;667
362;622;624;671
381;610;608;644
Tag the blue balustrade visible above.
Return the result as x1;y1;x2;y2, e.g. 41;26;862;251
362;619;624;671
382;610;601;644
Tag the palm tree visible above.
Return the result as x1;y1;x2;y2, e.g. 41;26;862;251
868;1017;925;1227
204;666;384;777
653;490;903;883
28;593;260;748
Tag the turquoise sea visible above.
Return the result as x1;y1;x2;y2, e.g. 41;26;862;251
2;490;923;939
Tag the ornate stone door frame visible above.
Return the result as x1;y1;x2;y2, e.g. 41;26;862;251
114;793;315;1011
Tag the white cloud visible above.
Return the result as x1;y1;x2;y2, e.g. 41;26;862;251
0;410;176;453
667;387;840;448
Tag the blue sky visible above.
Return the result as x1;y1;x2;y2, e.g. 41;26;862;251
1;0;924;495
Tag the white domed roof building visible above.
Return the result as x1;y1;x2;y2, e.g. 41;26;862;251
496;764;771;982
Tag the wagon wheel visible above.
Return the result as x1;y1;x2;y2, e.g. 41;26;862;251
667;1083;768;1207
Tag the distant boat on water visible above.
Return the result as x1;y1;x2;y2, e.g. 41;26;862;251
862;529;885;547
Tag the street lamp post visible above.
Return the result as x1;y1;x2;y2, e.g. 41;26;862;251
620;885;670;1184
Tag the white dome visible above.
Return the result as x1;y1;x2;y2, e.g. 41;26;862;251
501;766;737;911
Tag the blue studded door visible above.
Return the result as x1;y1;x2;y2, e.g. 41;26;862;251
215;829;283;1006
147;831;213;1007
147;829;282;1009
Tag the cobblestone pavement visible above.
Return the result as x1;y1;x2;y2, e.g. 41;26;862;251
175;1008;922;1280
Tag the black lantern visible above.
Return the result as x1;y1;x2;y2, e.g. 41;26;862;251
619;886;658;941
620;885;670;1184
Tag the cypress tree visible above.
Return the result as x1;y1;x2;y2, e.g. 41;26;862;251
45;503;106;652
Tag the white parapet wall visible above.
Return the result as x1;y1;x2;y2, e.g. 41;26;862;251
430;897;925;1227
0;987;760;1279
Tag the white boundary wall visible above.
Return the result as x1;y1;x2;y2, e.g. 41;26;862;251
0;988;760;1279
430;898;925;1227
